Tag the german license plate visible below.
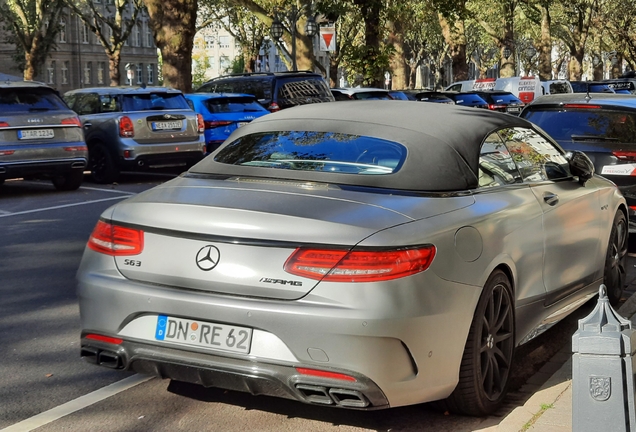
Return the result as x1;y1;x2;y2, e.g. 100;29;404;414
506;107;521;113
155;315;252;354
152;121;182;131
18;129;54;140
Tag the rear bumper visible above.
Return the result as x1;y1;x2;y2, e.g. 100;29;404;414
0;157;87;180
119;150;204;171
80;336;388;409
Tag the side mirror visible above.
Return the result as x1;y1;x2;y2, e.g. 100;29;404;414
567;151;594;184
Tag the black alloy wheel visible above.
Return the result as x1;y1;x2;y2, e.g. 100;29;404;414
90;143;119;184
52;169;84;191
445;269;515;416
604;211;628;306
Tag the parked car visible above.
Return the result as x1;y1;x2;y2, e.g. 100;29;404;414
570;81;616;93
494;76;572;103
443;91;489;108
330;87;393;100
197;71;334;112
468;90;525;115
602;79;636;94
77;101;627;417
411;91;455;105
64;86;206;184
387;90;410;100
445;78;496;92
0;80;87;190
184;93;270;154
520;93;636;230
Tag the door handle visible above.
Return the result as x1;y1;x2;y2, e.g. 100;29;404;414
83;122;92;129
543;192;559;206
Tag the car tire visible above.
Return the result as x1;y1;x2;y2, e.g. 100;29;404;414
444;269;515;416
90;143;120;184
52;169;84;191
604;211;628;306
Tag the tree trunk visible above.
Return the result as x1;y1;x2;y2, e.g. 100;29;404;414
538;5;552;80
611;54;623;78
108;52;122;86
24;53;36;81
329;56;339;88
353;0;384;87
144;0;197;92
387;20;407;89
567;49;584;80
438;13;468;82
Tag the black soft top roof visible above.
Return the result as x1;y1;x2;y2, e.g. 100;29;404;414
191;100;533;191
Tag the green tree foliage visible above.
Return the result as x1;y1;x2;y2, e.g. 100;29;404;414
0;0;65;80
64;0;145;85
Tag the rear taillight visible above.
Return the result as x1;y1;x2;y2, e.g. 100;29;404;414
268;102;280;112
197;114;205;133
203;120;233;129
0;150;15;156
87;220;144;256
284;245;436;282
61;116;81;127
488;104;506;110
119;116;134;138
0;121;9;127
613;151;636;162
63;146;88;152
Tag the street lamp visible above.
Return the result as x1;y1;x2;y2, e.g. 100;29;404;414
271;4;318;72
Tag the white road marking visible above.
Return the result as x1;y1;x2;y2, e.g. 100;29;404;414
0;196;128;218
0;374;154;432
79;186;137;195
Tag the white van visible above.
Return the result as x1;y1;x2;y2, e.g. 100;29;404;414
445;78;496;92
494;76;572;103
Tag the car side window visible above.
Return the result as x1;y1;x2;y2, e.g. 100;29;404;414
74;93;100;115
498;127;571;182
64;94;77;110
99;94;119;113
478;132;522;188
214;81;236;93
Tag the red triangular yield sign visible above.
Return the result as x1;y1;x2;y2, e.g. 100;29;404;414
322;33;333;49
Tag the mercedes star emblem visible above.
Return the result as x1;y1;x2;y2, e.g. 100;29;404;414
195;245;220;271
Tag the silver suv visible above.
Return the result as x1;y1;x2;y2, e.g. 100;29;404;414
0;80;87;190
64;86;206;183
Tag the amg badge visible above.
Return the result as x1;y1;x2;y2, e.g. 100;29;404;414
260;278;303;286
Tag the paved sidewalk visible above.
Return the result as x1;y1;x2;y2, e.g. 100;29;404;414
476;262;636;432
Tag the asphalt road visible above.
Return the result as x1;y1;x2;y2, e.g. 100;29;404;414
1;174;634;432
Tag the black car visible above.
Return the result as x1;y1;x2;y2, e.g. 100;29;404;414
520;93;636;230
410;91;455;104
197;71;334;112
443;92;489;109
602;79;636;94
468;90;525;115
570;81;616;94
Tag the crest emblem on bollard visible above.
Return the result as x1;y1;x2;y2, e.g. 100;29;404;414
589;376;611;401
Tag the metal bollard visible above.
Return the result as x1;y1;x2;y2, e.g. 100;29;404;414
572;285;636;432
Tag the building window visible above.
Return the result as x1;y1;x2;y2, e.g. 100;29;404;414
134;24;141;47
145;22;153;47
59;17;66;43
81;22;89;44
84;62;92;85
147;64;153;84
97;62;105;84
136;63;143;84
47;61;56;84
220;55;230;71
209;57;215;69
205;36;214;49
219;36;230;48
62;61;69;84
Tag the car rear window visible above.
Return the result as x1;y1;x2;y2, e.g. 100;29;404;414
524;108;636;143
277;78;333;100
122;92;190;111
0;87;68;113
213;131;406;175
480;93;522;104
202;97;266;113
548;82;572;94
452;94;487;105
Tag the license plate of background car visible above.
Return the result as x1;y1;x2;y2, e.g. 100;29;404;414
151;121;182;131
155;314;253;354
507;107;520;113
18;129;55;139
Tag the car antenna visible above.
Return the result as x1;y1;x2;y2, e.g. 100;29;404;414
585;82;591;102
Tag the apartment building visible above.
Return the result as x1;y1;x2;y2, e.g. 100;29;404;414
0;5;158;92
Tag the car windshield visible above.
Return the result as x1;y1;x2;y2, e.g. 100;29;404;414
524;108;636;143
0;87;68;113
212;131;406;175
479;93;522;104
122;92;190;111
202;97;266;113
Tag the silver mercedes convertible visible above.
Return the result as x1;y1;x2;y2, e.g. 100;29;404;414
77;101;627;416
